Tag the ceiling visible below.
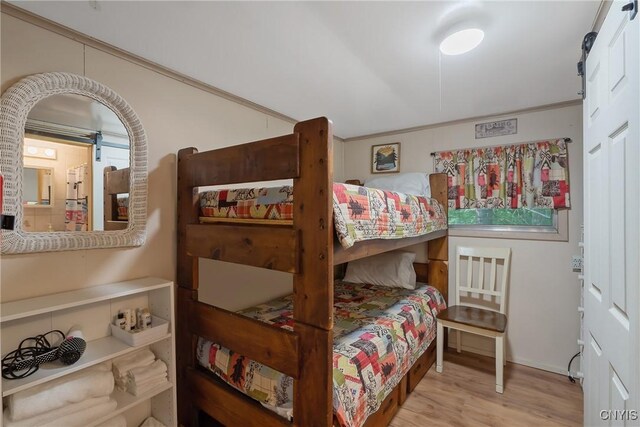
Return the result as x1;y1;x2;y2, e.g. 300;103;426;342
10;1;599;138
28;93;129;140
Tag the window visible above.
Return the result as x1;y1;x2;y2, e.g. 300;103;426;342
449;207;554;227
447;207;567;241
433;139;571;241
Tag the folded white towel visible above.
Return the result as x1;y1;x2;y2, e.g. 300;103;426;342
40;397;117;427
128;359;167;384
127;373;167;391
113;349;155;379
140;416;167;427
96;414;127;427
3;396;111;427
7;366;114;421
127;376;168;396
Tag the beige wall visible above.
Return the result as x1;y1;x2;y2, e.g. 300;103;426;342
0;14;344;307
343;104;583;374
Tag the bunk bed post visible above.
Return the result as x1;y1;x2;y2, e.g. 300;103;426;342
427;173;448;261
292;117;334;427
177;147;200;427
104;165;118;225
427;173;449;349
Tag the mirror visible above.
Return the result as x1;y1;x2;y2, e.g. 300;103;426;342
23;93;130;232
23;167;53;208
1;72;147;253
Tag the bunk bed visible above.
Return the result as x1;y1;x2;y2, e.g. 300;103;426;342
103;165;129;230
177;117;449;427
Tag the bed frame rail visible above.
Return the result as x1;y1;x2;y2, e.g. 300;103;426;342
188;368;292;427
186;223;299;273
104;165;130;194
191;300;300;378
334;229;447;265
182;133;300;187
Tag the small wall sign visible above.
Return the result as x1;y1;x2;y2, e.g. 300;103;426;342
475;118;517;139
371;142;400;174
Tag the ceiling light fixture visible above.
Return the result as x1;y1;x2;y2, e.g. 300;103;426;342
24;145;57;160
439;28;484;56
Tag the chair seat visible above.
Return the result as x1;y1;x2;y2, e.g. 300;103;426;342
437;305;507;333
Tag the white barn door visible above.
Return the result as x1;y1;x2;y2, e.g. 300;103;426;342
584;1;639;425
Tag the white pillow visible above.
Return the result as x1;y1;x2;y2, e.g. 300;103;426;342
343;251;417;289
364;172;431;197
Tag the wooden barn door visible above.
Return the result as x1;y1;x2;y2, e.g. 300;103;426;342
583;1;639;424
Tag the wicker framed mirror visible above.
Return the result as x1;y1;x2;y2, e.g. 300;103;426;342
0;72;147;253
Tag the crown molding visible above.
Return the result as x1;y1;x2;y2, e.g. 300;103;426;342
343;99;582;142
0;2;323;135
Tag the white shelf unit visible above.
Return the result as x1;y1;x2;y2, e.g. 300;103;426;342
0;277;177;427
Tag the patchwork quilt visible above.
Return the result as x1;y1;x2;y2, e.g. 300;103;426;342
199;183;447;248
116;197;128;221
197;281;447;427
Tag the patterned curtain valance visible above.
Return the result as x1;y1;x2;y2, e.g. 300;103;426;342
433;139;570;210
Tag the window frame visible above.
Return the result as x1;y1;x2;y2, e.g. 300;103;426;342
447;209;568;242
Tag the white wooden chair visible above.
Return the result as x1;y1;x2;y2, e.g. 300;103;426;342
436;246;512;393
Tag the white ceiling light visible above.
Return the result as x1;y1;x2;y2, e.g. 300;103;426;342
23;144;57;160
439;28;484;55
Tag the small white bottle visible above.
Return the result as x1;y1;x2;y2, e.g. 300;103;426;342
138;308;152;330
130;309;137;331
114;313;126;329
119;308;132;331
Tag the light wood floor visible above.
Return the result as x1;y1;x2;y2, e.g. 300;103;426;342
391;350;583;427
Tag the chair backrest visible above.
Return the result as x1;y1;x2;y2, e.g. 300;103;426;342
455;246;512;314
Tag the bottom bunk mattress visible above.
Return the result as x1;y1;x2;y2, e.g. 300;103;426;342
196;281;447;427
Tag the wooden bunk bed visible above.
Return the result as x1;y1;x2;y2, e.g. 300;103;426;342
103;165;129;230
177;117;449;427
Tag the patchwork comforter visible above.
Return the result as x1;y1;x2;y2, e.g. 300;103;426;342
116;197;128;221
199;183;447;248
197;281;447;427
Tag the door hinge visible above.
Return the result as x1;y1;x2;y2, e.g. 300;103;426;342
94;131;103;162
623;0;638;20
577;32;598;100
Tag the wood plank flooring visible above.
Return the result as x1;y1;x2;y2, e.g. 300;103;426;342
391;350;583;427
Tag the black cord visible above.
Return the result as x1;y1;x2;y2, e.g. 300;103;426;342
1;330;65;380
567;351;581;383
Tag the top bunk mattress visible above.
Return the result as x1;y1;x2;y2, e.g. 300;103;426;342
199;183;447;248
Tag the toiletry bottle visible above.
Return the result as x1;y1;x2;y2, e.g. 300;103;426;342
141;308;152;329
120;308;132;331
130;309;137;331
114;313;126;329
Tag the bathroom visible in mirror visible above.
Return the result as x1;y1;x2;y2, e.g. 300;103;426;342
23;93;130;232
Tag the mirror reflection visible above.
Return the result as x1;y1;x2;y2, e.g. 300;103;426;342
23;94;130;232
23;167;53;207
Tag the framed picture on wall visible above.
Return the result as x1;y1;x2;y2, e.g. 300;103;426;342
371;142;400;174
